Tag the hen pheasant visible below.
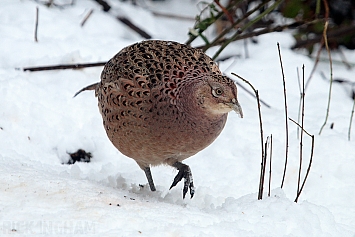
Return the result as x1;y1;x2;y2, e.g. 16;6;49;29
76;40;243;198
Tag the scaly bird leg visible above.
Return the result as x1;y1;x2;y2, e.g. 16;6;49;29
143;167;156;191
170;161;195;199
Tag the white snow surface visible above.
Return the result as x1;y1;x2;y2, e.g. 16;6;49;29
1;0;355;236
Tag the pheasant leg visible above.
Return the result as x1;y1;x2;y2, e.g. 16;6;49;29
170;162;195;199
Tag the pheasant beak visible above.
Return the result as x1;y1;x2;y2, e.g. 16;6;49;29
227;98;243;118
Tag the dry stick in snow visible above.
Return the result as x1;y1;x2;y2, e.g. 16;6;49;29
224;63;271;109
93;0;151;39
233;77;271;108
268;134;273;197
338;49;352;69
212;0;283;60
226;75;271;108
296;67;302;139
151;11;195;21
319;0;333;135
117;17;152;39
304;41;324;91
260;136;269;200
289;118;315;203
22;62;106;72
81;9;94;27
34;7;39;42
231;73;265;200
348;97;355;140
213;0;234;24
297;64;306;198
277;43;289;189
196;19;323;51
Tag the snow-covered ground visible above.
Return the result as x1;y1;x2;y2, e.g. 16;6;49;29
1;0;355;236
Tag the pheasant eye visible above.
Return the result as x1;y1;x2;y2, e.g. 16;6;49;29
212;88;223;97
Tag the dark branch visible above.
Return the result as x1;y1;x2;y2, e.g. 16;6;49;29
23;62;106;72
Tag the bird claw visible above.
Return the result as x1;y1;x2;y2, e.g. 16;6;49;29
170;163;195;199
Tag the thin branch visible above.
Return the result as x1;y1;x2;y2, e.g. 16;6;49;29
185;2;228;45
93;0;151;39
289;118;315;203
234;81;271;108
338;48;352;69
224;65;271;108
231;73;265;200
289;118;312;136
304;41;324;91
81;9;94;27
117;17;152;39
278;43;289;189
348;97;355;141
203;0;271;52
34;6;39;42
295;134;314;202
23;62;106;72
214;0;234;24
291;24;355;50
297;64;306;197
35;0;74;8
151;11;195;21
319;0;333;135
296;67;301;139
94;0;111;12
196;19;323;51
259;136;269;200
212;0;283;60
268;134;273;197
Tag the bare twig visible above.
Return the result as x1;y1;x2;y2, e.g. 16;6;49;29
93;0;151;39
268;134;273;197
319;0;333;135
289;118;313;137
296;53;355;68
185;2;227;45
35;0;74;8
117;17;152;39
81;9;94;27
212;0;283;60
224;68;271;108
348;97;355;141
234;81;271;108
196;19;323;51
151;11;195;21
204;0;271;51
289;118;315;203
295;134;314;203
297;64;306;197
94;0;111;12
34;7;39;42
259;136;269;200
231;72;265;200
23;62;106;72
338;49;352;69
291;24;355;50
296;67;301;139
304;42;324;91
214;0;234;24
277;43;289;189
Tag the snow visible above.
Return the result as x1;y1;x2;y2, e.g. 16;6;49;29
1;0;355;236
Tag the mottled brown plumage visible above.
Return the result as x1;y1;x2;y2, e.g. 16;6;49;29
77;40;243;198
